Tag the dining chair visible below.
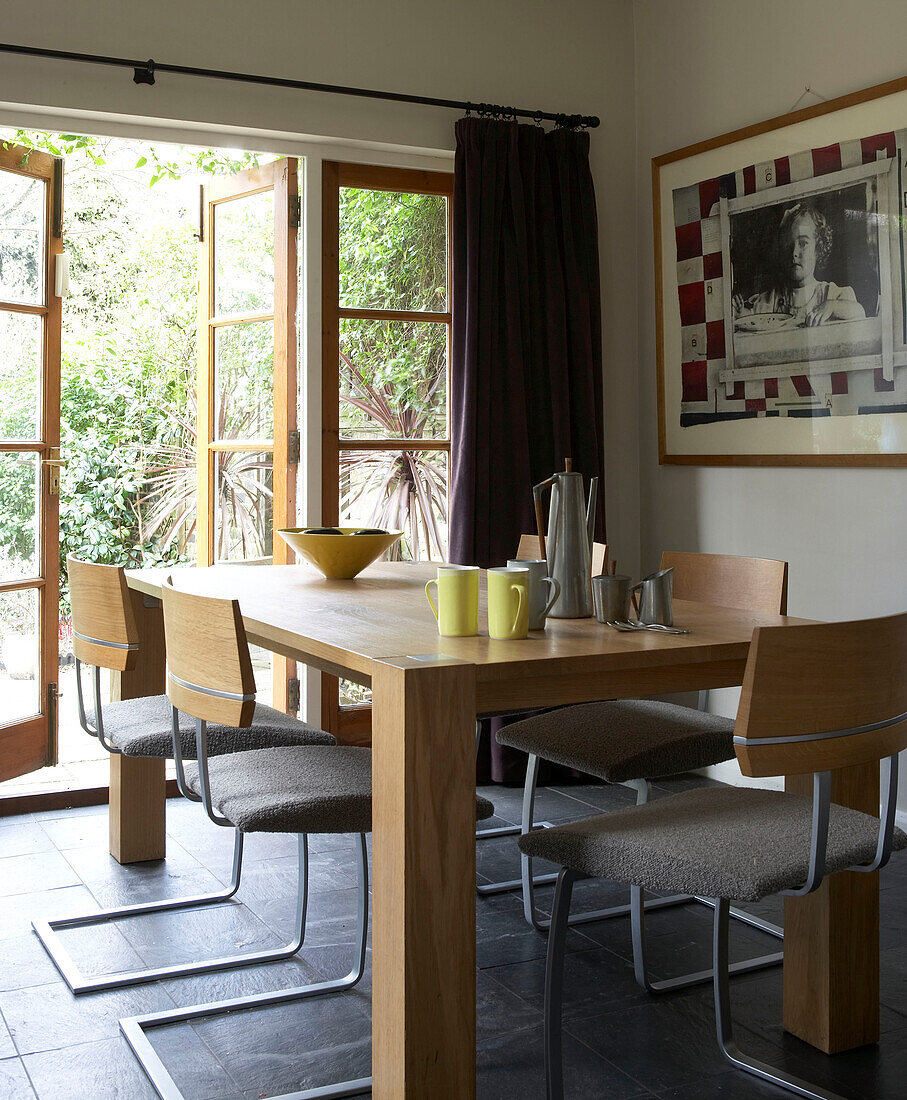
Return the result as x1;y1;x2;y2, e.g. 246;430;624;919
474;536;608;897
521;612;907;1100
33;557;336;995
497;551;788;990
122;577;495;1100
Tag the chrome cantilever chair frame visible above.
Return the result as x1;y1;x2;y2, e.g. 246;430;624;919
33;656;292;995
124;711;372;1100
518;690;783;994
543;743;902;1100
123;589;371;1095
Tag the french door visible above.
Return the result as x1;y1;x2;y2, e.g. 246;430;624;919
321;162;453;741
196;158;299;710
0;144;63;781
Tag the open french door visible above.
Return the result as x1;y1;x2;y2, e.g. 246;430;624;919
196;158;299;711
0;144;63;781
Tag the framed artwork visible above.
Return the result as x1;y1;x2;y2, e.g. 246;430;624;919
654;75;907;465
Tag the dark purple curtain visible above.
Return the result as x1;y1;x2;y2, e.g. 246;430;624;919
449;117;606;784
449;117;605;569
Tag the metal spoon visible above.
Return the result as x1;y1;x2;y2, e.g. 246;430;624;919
626;619;691;634
606;619;691;635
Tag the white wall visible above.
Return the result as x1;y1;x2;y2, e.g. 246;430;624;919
633;0;907;802
0;0;640;569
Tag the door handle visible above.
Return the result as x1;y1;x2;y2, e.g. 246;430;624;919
42;449;67;495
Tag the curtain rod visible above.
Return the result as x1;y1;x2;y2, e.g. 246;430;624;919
0;42;600;130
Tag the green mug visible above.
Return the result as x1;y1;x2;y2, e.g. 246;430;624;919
425;565;479;637
486;567;530;640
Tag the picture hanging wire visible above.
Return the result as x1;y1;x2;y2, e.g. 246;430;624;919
788;85;830;114
0;41;600;130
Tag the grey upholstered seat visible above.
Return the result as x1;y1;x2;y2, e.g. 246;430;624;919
496;699;735;782
88;694;335;759
519;786;907;902
186;745;496;834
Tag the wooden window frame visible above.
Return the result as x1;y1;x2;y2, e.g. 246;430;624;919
321;162;453;741
196;158;299;711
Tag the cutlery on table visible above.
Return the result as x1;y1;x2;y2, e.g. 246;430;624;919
606;620;691;635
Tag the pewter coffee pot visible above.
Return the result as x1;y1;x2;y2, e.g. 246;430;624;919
533;460;598;618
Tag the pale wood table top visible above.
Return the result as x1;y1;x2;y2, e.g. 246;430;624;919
126;561;806;710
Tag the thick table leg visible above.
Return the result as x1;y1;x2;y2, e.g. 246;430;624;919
783;762;880;1053
108;590;167;864
371;657;476;1100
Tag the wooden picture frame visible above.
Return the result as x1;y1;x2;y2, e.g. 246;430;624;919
653;74;907;466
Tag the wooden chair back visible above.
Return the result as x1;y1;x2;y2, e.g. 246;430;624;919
734;613;907;778
67;556;138;673
516;534;609;577
660;551;788;615
161;579;256;728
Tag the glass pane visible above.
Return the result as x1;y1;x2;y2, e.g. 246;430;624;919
340;448;448;562
0;311;41;439
339;188;447;312
0;453;39;581
214;450;273;562
0;588;39;725
340;679;371;707
214;191;274;315
0;171;45;305
215;321;274;440
339;319;447;439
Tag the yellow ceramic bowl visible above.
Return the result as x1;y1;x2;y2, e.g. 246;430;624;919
277;527;403;580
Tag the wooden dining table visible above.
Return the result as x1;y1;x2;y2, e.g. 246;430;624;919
114;561;880;1097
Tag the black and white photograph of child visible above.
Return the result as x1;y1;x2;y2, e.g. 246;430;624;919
730;183;880;336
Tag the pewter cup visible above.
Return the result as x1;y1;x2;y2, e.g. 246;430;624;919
630;567;674;626
508;558;560;630
592;574;632;624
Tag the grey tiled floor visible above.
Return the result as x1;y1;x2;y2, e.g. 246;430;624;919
0;777;904;1098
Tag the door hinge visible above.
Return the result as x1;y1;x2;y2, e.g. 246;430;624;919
289;194;301;230
287;678;301;714
287;429;301;464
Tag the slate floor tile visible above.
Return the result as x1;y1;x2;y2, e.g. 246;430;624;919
0;1056;36;1099
475;890;598;969
486;943;651;1022
112;898;283;968
566;992;743;1093
0;980;175;1055
0;1013;17;1058
161;955;328;1009
132;1022;242;1099
39;812;110;852
0;823;56;860
0;885;99;941
0;851;81;898
476;968;543;1040
655;1069;792;1098
476;1024;653;1099
193;992;371;1097
22;1036;158;1099
0;934;61;992
61;838;202;886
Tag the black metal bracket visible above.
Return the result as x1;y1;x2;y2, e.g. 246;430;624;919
133;59;155;85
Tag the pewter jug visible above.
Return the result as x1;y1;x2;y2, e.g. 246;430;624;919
630;567;674;626
533;463;598;618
